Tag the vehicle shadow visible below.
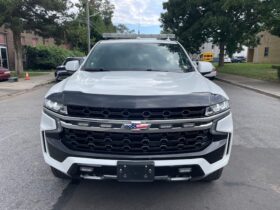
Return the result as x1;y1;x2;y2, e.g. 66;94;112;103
52;179;221;210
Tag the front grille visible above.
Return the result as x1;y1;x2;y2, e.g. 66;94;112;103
67;106;206;120
62;128;213;155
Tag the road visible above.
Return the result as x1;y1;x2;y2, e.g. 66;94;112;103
0;81;280;210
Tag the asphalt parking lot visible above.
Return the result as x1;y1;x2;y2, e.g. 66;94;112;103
0;81;280;210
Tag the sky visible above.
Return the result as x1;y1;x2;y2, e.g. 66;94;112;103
108;0;247;55
109;0;165;34
71;0;246;55
70;0;165;34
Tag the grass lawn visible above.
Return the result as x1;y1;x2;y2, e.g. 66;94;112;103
10;71;51;78
216;63;280;82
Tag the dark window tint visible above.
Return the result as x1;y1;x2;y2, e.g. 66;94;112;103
83;43;194;73
264;47;269;57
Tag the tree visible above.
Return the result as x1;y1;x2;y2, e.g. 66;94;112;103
63;20;88;52
161;1;209;54
64;0;116;52
263;0;280;37
116;24;135;34
100;0;115;27
0;0;69;76
161;0;264;66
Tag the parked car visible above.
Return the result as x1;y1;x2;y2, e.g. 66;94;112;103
212;57;232;63
237;56;246;62
55;57;85;81
193;61;217;80
0;67;11;81
231;56;246;63
41;34;233;182
224;57;232;63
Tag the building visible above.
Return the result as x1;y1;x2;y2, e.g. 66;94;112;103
0;26;67;70
247;31;280;64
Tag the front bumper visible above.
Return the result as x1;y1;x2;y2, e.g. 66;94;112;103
40;110;233;181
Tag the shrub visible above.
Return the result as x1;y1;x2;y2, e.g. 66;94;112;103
25;45;85;70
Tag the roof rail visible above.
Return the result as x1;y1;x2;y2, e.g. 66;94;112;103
102;33;176;40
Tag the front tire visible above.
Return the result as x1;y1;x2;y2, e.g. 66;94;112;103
202;168;223;182
50;167;70;179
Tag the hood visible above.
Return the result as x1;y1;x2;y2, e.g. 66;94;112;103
47;71;227;98
46;71;229;109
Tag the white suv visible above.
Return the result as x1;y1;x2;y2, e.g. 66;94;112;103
40;35;233;182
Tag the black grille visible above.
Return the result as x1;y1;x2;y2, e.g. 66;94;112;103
62;128;213;155
67;106;206;120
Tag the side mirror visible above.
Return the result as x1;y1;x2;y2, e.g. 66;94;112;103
197;61;216;79
65;60;80;72
197;61;214;73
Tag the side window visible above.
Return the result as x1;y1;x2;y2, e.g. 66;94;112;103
264;47;269;57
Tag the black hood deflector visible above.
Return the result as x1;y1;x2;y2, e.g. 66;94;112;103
47;91;226;109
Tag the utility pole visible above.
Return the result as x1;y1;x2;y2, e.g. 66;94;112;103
86;0;91;54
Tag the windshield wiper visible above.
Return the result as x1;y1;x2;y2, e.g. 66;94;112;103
83;68;111;72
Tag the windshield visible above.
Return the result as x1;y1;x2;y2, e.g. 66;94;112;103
82;42;194;73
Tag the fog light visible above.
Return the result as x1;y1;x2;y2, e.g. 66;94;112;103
178;167;192;173
80;166;94;173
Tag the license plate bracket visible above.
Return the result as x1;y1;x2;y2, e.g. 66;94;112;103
117;161;155;182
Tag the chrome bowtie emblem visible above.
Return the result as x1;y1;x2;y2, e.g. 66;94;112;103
122;121;151;131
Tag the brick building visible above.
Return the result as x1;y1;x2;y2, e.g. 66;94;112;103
247;31;280;64
0;26;68;70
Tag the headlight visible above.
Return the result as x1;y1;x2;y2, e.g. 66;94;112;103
205;100;230;116
44;99;67;114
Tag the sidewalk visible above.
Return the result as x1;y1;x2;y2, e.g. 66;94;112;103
0;73;54;98
216;73;280;99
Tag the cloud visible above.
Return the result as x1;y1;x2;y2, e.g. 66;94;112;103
110;0;165;26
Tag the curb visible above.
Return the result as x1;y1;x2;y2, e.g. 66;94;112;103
33;79;54;89
0;79;54;100
216;77;280;100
